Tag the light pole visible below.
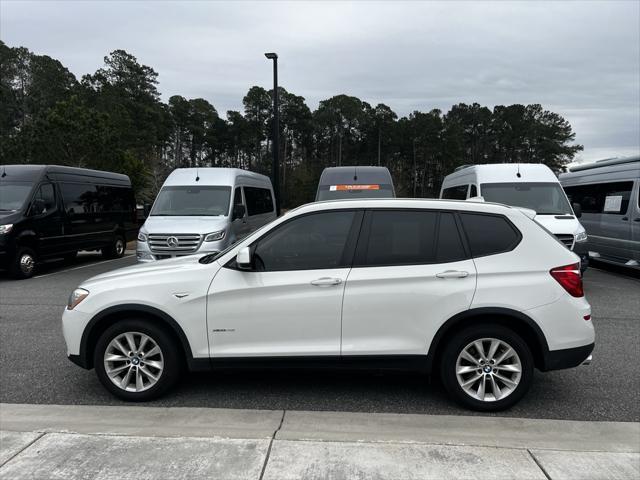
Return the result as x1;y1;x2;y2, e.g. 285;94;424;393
264;52;280;215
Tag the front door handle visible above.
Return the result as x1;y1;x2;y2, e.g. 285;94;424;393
436;270;469;279
310;277;342;286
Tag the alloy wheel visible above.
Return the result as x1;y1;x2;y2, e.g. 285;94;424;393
455;337;522;402
104;332;164;392
20;253;35;275
115;238;125;256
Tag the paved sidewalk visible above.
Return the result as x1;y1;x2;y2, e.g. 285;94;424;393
1;403;638;479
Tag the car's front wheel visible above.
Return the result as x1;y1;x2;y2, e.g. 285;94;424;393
440;324;533;411
94;320;181;401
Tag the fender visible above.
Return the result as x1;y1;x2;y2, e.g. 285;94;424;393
424;307;549;373
77;304;210;371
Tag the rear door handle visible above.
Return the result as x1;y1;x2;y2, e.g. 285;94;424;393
310;277;342;286
436;270;469;279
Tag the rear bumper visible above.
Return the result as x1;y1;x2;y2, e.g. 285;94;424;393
542;342;594;371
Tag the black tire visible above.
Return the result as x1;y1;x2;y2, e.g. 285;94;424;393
102;234;125;259
10;247;37;279
440;324;533;411
94;319;182;401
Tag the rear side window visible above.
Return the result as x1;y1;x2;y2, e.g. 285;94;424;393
442;185;468;200
244;187;274;216
564;182;633;215
358;210;467;266
60;183;98;214
459;213;521;257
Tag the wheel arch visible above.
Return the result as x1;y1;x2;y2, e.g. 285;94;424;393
426;307;549;373
78;304;203;371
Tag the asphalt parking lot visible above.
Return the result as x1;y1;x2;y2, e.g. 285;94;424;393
1;254;638;422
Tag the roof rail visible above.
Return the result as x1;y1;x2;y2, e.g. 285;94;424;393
568;155;640;172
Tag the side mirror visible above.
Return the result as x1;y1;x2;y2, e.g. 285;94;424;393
233;204;246;221
31;199;45;216
236;246;252;270
572;202;582;218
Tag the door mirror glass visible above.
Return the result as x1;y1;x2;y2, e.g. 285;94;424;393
233;204;246;221
236;246;252;269
572;202;582;218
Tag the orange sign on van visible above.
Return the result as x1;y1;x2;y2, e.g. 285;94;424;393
330;184;380;191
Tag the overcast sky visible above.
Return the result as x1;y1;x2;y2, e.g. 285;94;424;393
2;0;639;163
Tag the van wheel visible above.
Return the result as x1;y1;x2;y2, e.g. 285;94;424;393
94;320;182;401
102;235;125;259
11;247;37;279
440;324;533;411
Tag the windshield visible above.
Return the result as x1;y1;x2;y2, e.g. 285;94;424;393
151;186;231;216
0;182;33;212
316;184;394;201
480;182;572;215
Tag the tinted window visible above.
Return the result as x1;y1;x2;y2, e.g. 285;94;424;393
436;213;466;263
470;185;478;198
0;182;33;211
442;185;468;200
564;182;633;215
460;213;520;257
363;211;438;266
234;187;243;206
245;187;274;216
61;183;98;215
316;184;394;201
253;211;355;271
96;186;131;212
32;183;56;213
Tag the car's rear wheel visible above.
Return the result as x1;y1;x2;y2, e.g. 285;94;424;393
11;247;37;279
94;320;181;401
440;324;533;411
102;235;125;259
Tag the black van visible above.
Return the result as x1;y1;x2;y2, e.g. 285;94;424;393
0;165;137;279
315;166;395;201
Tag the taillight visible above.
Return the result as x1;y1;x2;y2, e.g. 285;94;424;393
550;263;584;297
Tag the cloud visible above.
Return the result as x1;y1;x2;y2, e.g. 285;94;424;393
1;0;638;160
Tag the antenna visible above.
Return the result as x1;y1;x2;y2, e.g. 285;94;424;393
1;166;6;178
353;166;357;182
516;164;521;178
195;166;200;182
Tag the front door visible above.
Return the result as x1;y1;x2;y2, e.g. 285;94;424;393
30;183;64;257
342;210;476;356
207;210;361;358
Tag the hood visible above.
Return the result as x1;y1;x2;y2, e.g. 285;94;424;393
533;214;583;235
82;254;208;287
142;215;228;235
0;210;23;222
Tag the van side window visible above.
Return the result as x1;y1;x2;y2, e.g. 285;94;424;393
61;183;98;214
253;211;355;271
233;187;243;206
469;185;478;198
564;182;633;215
442;185;468;200
459;213;521;257
96;186;129;212
33;183;56;213
244;187;274;216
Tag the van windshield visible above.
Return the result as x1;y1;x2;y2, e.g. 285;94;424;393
0;182;33;212
151;186;231;216
316;184;394;201
480;182;572;215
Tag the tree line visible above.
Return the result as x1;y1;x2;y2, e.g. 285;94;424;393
0;42;583;206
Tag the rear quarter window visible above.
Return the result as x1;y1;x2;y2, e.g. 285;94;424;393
459;212;521;257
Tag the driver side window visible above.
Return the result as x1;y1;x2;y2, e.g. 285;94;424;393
253;211;356;271
32;183;56;215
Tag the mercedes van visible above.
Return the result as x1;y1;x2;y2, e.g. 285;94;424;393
315;166;395;201
560;156;639;269
440;164;588;270
0;165;136;279
136;168;276;262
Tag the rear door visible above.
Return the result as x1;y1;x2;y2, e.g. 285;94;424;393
341;209;476;356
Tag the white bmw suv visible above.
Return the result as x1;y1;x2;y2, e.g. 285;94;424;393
62;199;594;411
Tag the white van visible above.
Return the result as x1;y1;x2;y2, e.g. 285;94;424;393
440;164;588;270
136;168;276;262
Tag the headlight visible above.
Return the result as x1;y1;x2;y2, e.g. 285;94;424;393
68;288;89;310
0;224;13;235
575;231;588;243
204;230;225;242
137;231;147;242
